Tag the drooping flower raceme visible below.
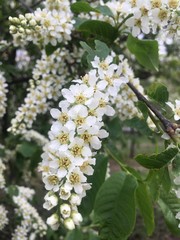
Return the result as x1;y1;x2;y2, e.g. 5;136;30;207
8;49;68;135
0;205;8;231
0;71;8;118
40;55;143;230
15;49;31;70
9;0;74;47
11;186;47;240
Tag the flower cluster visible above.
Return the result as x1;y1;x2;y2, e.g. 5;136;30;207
79;0;180;38
9;49;68;135
40;54;142;229
9;0;74;46
12;186;47;240
0;205;8;231
15;49;31;70
0;158;6;189
122;0;180;37
0;71;8;118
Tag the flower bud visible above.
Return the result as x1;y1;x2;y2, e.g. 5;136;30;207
46;214;59;230
64;218;75;230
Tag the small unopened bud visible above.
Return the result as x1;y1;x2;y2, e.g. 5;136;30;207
64;218;75;230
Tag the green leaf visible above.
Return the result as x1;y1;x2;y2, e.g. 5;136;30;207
136;101;149;120
71;1;99;14
0;148;5;157
136;182;155;236
7;185;19;197
80;40;110;67
17;141;38;158
79;154;108;217
135;147;178;169
158;191;180;236
158;167;171;193
124;117;153;137
88;232;101;240
96;5;114;18
147;82;169;104
78;20;118;44
45;43;59;56
127;34;159;71
146;170;161;202
94;172;138;240
172;153;180;174
94;40;110;59
65;229;83;240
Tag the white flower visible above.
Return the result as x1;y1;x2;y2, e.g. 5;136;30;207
43;192;58;210
69;194;82;206
60;204;71;219
43;174;60;192
65;167;87;194
0;205;8;231
69;137;92;165
59;186;71;200
47;214;59;230
49;152;74;178
167;100;180;121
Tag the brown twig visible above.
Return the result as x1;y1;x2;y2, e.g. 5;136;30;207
127;82;179;139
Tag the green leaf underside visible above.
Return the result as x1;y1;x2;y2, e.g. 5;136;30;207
71;1;99;14
135;147;178;169
136;182;155;236
96;5;114;18
94;172;138;240
127;34;159;71
80;40;110;66
147;82;169;104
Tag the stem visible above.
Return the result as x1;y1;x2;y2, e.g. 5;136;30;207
127;82;179;140
117;14;133;30
104;145;130;174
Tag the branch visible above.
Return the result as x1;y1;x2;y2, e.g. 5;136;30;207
127;82;179;139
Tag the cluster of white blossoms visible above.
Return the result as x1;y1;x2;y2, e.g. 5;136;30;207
9;0;74;46
15;49;31;70
0;158;6;189
40;54;144;229
122;0;180;37
9;49;69;135
12;186;47;240
0;71;8;118
0;205;8;231
79;0;180;38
